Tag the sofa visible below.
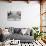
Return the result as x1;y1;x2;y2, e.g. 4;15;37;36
3;27;34;43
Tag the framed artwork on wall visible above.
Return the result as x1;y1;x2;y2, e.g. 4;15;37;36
7;11;21;21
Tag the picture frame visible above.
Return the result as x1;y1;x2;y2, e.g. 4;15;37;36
7;11;21;21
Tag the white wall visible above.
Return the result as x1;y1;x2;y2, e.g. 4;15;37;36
0;1;40;28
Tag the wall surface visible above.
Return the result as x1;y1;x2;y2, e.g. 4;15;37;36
0;1;40;28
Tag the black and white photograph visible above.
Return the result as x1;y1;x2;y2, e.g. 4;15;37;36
7;11;21;21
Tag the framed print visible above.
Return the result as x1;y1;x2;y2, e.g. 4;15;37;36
7;11;21;21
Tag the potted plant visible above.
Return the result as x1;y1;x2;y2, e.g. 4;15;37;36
32;27;43;40
32;27;38;40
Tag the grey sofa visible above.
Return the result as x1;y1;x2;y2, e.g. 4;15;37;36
9;33;34;43
3;27;34;43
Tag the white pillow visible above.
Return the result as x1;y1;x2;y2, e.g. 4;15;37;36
21;28;27;35
2;29;10;36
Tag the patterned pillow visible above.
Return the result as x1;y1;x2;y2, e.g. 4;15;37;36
8;27;14;34
14;28;21;33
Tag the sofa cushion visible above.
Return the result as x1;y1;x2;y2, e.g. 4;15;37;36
9;33;34;43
